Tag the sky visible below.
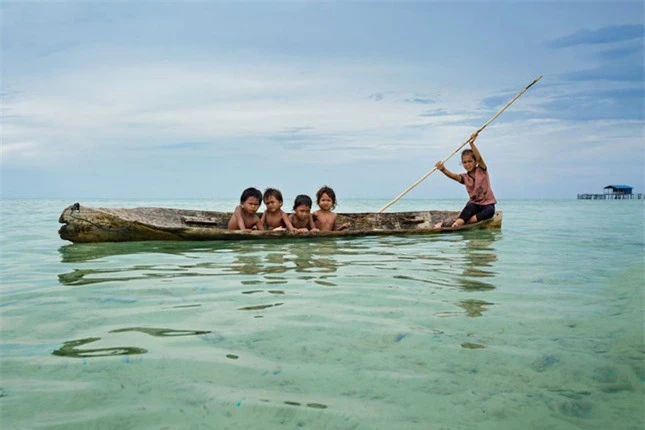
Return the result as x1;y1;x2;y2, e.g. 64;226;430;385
1;1;643;204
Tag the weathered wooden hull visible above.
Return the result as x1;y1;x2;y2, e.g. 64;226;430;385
58;203;503;243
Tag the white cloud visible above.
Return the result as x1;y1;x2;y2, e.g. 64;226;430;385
0;141;42;159
2;60;477;166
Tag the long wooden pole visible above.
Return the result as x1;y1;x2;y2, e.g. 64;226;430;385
377;75;542;213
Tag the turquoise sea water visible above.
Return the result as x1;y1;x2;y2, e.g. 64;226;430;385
1;199;643;429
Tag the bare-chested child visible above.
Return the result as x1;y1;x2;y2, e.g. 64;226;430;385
260;188;295;231
313;185;350;232
289;194;320;234
227;187;264;231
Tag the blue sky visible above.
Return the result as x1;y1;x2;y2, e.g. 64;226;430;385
2;1;643;203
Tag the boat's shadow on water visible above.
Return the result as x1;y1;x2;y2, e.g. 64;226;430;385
57;238;345;286
58;240;246;263
57;232;502;288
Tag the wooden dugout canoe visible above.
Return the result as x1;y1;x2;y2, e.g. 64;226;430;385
58;203;503;243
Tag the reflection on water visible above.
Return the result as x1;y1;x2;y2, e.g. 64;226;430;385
429;231;500;318
52;337;147;358
458;278;496;291
57;235;502;324
280;401;328;409
458;299;494;317
109;327;211;337
238;302;284;311
58;241;224;263
58;239;341;286
449;231;500;320
457;230;499;292
461;342;486;349
52;327;211;358
225;240;339;276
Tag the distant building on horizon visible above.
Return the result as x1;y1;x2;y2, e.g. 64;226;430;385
603;185;633;195
578;184;643;200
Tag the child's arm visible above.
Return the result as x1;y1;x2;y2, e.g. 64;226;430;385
290;214;309;234
281;212;295;231
233;206;247;230
308;215;320;232
259;211;268;229
312;211;325;231
253;217;264;231
435;161;463;183
468;132;487;170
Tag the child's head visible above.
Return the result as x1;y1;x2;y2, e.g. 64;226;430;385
263;188;284;213
292;194;313;220
316;185;337;210
239;187;262;214
263;188;283;203
240;187;262;204
460;150;477;172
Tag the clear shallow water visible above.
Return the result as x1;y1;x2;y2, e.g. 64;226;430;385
1;199;643;429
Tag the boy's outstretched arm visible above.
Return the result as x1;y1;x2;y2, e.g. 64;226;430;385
468;132;487;170
435;161;462;183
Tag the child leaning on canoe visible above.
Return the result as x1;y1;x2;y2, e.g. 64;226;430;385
228;186;350;232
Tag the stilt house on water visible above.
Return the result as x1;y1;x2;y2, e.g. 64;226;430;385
578;185;643;200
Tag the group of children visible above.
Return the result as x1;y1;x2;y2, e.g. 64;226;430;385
228;131;497;232
227;185;350;233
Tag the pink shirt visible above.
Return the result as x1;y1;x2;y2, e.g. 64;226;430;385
460;166;497;205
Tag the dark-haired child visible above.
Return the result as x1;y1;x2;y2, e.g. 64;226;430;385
289;194;319;233
227;187;264;231
313;185;350;231
260;188;295;231
435;132;497;228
